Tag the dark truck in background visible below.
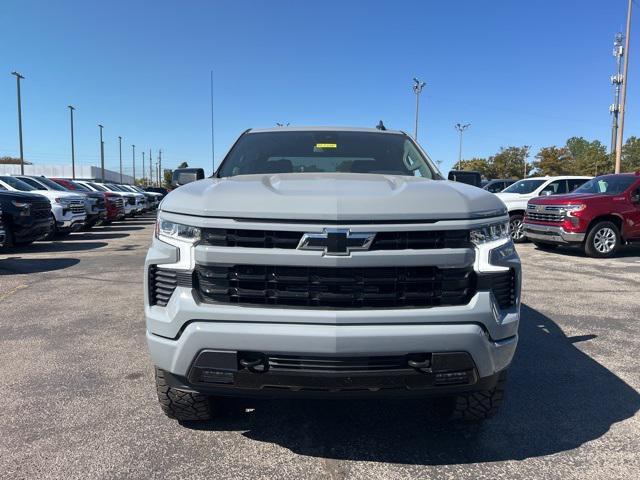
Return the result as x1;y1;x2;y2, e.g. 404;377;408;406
0;190;52;248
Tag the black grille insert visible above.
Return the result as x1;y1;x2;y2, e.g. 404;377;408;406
200;228;470;250
477;269;517;309
148;266;193;307
195;264;475;308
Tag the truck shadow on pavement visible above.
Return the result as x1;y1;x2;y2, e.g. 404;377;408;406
1;241;108;254
0;257;80;274
534;243;640;258
187;304;640;464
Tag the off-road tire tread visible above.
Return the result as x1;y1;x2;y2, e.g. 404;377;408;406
155;368;212;421
440;371;507;421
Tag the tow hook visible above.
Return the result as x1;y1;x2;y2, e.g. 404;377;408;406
408;359;432;373
240;356;269;373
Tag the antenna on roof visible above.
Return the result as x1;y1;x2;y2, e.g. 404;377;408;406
376;120;386;131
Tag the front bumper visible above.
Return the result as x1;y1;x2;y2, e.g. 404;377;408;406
523;222;585;244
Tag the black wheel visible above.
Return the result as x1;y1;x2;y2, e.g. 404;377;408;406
509;214;526;243
155;368;213;421
584;221;621;258
533;242;557;251
433;370;507;422
2;225;15;248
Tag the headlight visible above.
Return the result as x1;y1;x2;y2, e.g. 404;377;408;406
11;200;31;216
470;221;510;245
562;204;586;216
155;218;201;244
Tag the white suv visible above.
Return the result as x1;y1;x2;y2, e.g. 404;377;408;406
495;176;591;242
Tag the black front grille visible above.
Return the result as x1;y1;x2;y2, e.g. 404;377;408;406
148;266;193;307
127;197;135;205
33;208;51;220
264;354;419;373
477;269;517;309
195;264;475;308
201;228;470;250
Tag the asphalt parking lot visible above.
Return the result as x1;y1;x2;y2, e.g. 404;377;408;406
1;215;639;480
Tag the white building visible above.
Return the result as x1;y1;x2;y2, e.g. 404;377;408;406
0;164;134;184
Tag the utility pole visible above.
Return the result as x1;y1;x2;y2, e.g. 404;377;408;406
68;106;76;179
11;71;25;175
210;70;215;174
131;145;136;185
615;0;633;174
98;124;105;182
159;149;162;188
412;77;426;141
142;151;145;186
155;160;159;187
118;136;123;183
454;123;471;169
610;33;624;166
149;149;152;187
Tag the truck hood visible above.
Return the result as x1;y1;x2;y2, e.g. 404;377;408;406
29;190;84;203
161;173;507;221
528;193;611;205
0;190;50;203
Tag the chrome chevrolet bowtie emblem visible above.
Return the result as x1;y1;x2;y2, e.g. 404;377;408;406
297;228;376;256
536;204;545;212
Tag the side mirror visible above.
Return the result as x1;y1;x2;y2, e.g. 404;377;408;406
540;189;553;196
172;168;205;187
631;191;640;203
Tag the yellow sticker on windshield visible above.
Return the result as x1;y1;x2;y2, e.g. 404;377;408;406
315;143;337;149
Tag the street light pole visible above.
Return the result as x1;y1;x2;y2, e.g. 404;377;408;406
98;124;105;182
118;136;123;184
615;0;633;174
68;106;76;179
159;149;162;188
131;145;136;185
149;149;152;187
454;123;471;169
142;151;145;186
412;77;426;141
11;71;25;175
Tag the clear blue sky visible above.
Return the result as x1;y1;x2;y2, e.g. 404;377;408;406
0;0;636;176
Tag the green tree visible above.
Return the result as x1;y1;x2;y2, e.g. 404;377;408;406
565;137;609;176
489;146;530;179
532;146;575;176
163;169;173;188
0;156;32;165
178;161;189;168
621;136;640;173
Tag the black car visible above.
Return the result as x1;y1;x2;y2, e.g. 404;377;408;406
483;179;516;193
0;190;52;247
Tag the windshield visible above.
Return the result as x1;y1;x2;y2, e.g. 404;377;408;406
503;179;546;194
573;176;637;195
0;175;37;191
35;176;69;191
88;182;108;192
217;131;436;178
108;184;126;192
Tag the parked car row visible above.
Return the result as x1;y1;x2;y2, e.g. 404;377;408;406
0;175;165;248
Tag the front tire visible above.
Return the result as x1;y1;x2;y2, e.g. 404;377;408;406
433;370;507;422
155;368;213;421
509;214;526;243
584;221;621;258
45;214;57;240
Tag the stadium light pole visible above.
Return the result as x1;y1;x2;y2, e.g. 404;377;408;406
454;123;471;169
131;145;136;185
11;71;25;175
412;77;426;141
118;136;123;183
68;106;76;179
615;0;633;174
98;124;105;182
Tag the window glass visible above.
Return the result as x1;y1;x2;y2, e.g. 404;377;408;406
503;179;546;194
568;178;589;192
574;176;637;195
0;176;37;191
541;180;568;195
17;177;46;190
217;131;436;179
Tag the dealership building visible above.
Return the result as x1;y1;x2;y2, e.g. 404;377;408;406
0;164;134;184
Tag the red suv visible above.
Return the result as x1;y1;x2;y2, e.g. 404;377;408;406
523;173;640;257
